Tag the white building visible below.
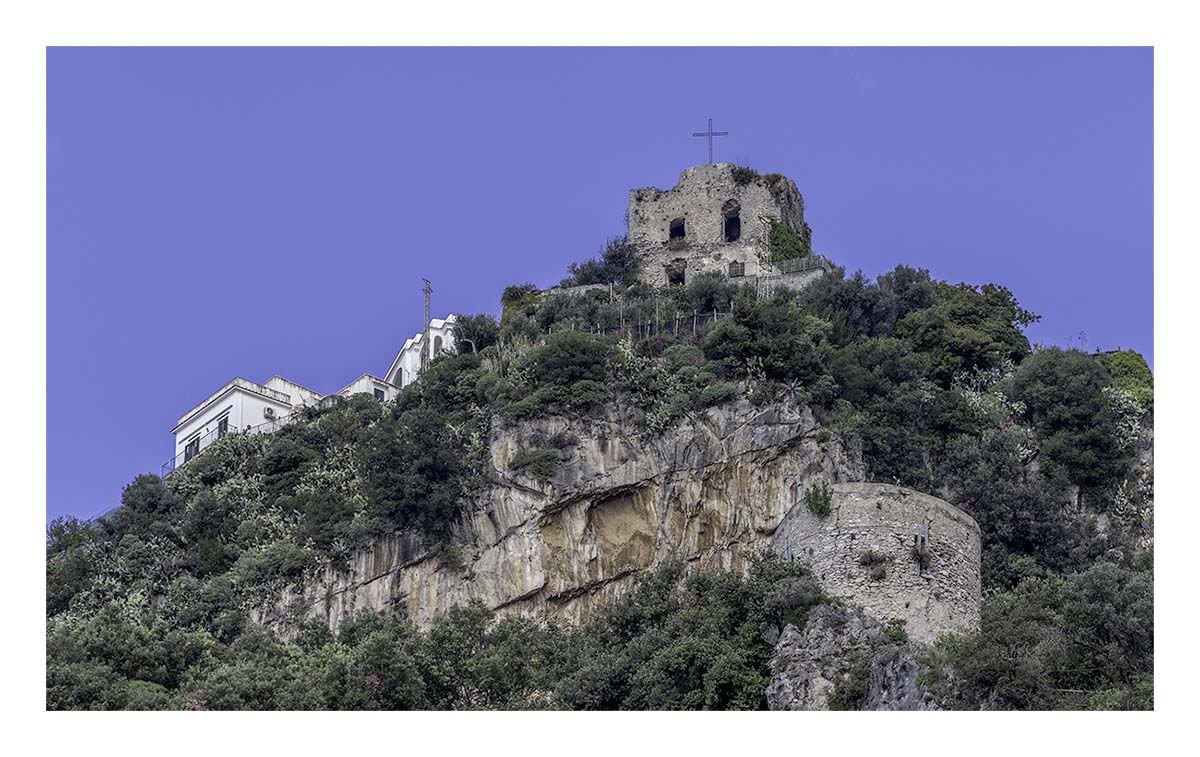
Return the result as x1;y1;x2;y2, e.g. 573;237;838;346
165;315;457;476
166;376;319;475
384;314;458;388
335;373;402;403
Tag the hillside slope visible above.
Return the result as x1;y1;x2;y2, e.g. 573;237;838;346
47;257;1153;710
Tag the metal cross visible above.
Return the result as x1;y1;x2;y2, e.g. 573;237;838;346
692;118;729;164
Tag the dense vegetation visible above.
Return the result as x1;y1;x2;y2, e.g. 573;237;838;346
47;552;820;710
47;253;1153;710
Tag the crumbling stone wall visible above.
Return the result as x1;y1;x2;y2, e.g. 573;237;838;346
627;163;814;288
772;483;981;644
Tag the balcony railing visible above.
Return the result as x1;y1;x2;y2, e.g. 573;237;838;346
769;255;831;275
161;412;298;477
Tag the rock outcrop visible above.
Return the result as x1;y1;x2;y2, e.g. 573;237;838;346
253;400;981;652
766;604;940;711
255;399;862;635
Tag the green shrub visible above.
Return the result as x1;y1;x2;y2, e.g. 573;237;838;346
731;165;759;185
768;218;810;262
700;382;738;407
566;379;608;410
826;661;868;710
884;618;908;643
508;448;560;481
683;271;740;313
453;313;500;354
230;541;315;588
501;283;540;325
517;331;609;389
803;481;833;517
502;394;543;420
660;344;705;373
358;405;469;540
857;548;888;567
560;236;638;287
1096;349;1153;411
858;548;889;580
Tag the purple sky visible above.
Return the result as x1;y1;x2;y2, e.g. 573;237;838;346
47;47;1152;522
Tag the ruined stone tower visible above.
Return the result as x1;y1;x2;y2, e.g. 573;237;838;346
627;163;816;288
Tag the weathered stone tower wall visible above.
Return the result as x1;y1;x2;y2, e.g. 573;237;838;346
772;483;982;644
627;163;813;288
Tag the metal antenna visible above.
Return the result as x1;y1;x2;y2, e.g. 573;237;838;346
422;278;432;367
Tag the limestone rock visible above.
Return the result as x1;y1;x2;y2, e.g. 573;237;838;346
253;398;863;636
251;398;981;657
766;604;940;711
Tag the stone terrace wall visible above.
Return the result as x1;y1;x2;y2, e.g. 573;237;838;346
772;483;981;644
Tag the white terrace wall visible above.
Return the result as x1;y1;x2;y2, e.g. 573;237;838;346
263;377;324;409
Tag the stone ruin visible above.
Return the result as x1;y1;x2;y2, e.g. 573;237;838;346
626;163;822;289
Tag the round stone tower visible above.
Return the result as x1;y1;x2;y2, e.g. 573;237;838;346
626;163;813;288
772;482;982;645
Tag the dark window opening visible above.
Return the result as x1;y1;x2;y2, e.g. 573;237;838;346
374;388;385;401
434;335;443;354
184;437;200;462
722;200;741;242
217;417;229;438
724;214;741;242
669;217;686;240
728;261;745;277
665;258;687;286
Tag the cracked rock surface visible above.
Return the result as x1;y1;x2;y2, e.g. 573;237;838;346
254;399;862;636
766;604;941;711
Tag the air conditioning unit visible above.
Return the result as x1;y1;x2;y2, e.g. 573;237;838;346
264;406;276;419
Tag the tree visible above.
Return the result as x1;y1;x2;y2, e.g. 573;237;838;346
1095;349;1153;411
358;406;466;538
452;313;499;354
110;474;182;540
895;283;1037;387
1008;348;1132;499
515;331;609;389
561;236;638;287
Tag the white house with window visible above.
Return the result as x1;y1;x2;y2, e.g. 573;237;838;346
167;376;320;474
335;373;401;403
165;314;457;475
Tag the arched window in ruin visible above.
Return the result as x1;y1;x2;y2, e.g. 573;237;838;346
722;199;741;242
433;335;443;354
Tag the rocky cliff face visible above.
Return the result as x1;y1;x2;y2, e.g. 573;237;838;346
255;399;864;636
766;604;940;711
